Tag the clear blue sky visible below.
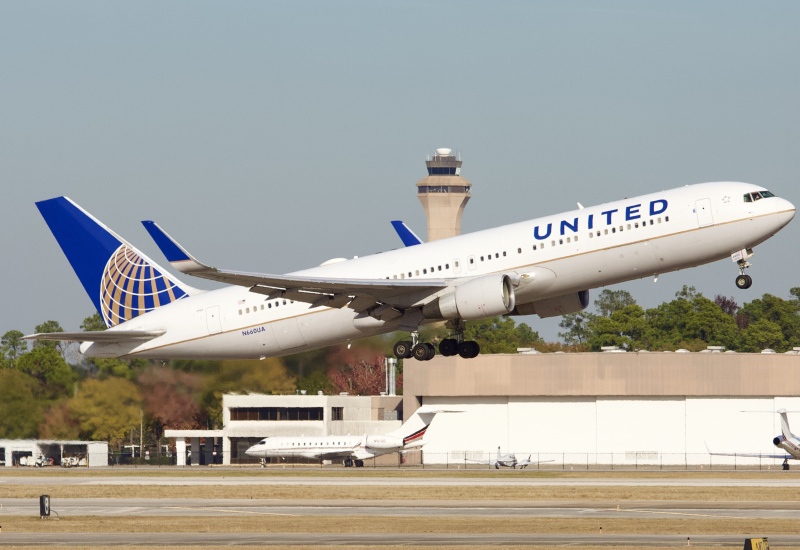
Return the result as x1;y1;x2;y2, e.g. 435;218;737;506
2;1;798;342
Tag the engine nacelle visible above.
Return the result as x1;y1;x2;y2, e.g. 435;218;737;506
422;274;516;321
365;434;403;450
510;290;590;318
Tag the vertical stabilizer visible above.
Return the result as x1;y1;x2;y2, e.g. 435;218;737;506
778;408;795;439
36;197;198;328
387;407;440;447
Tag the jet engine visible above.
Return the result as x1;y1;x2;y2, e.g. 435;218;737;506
510;290;590;318
422;274;516;321
365;435;403;450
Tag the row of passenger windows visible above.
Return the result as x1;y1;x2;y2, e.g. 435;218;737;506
533;216;670;250
385;215;672;278
239;299;293;316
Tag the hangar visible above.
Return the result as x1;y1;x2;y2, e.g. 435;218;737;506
404;348;800;467
0;439;108;468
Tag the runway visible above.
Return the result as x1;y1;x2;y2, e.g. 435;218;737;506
1;471;798;547
4;473;800;487
2;532;800;547
2;497;799;520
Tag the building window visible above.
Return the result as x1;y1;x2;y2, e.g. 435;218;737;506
230;407;324;421
331;407;344;421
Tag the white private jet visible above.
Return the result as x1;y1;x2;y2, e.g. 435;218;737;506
707;409;800;470
25;182;794;360
469;446;551;469
244;407;441;467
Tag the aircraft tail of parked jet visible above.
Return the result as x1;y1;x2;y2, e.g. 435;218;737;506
707;408;800;470
34;197;199;330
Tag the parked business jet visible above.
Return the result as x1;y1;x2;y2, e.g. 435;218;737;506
468;446;551;469
244;407;441;467
707;409;800;470
26;182;794;361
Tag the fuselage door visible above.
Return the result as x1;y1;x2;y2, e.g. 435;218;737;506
695;198;714;227
205;306;222;334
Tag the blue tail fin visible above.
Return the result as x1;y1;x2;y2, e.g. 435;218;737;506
36;197;198;328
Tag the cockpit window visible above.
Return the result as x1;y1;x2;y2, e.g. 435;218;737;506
258;439;267;445
744;190;776;202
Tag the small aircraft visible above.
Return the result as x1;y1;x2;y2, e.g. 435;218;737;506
470;446;550;469
244;407;442;467
707;409;800;470
25;182;794;361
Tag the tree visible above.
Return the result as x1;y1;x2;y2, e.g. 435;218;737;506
0;369;43;438
464;317;542;353
81;313;106;332
1;330;28;366
38;401;80;440
594;289;636;318
32;320;65;357
738;293;800;351
558;312;592;346
714;295;739;317
327;350;400;396
15;346;76;399
588;304;647;350
69;378;142;450
740;318;786;352
138;367;203;456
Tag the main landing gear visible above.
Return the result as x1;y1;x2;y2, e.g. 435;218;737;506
733;248;754;289
393;322;481;361
343;458;364;467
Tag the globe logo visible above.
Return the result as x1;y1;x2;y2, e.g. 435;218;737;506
100;244;187;327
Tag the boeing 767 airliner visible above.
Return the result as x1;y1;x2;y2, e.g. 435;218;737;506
26;181;794;360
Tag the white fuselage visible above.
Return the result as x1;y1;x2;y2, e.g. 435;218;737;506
244;434;401;461
84;182;795;359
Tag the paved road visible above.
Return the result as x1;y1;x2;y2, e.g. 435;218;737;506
1;533;798;547
2;497;799;520
4;474;800;487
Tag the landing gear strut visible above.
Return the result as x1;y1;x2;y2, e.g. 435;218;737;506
733;248;753;289
393;320;481;361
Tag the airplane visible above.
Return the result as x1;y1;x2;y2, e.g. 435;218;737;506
25;182;795;361
468;446;551;469
707;409;800;470
244;407;441;467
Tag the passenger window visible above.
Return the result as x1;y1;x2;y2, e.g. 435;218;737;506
533;244;537;250
665;216;669;222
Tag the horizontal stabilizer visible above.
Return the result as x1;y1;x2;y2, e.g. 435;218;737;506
24;330;165;343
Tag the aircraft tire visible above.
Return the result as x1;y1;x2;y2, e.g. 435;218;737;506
439;338;458;357
393;340;414;359
413;343;435;361
355;460;364;467
735;274;753;289
458;341;480;359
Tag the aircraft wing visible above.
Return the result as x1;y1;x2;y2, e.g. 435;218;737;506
705;443;792;460
23;330;165;343
142;221;448;311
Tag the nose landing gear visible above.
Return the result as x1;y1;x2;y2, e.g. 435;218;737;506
732;248;754;289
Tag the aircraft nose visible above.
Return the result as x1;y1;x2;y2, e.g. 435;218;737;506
776;197;796;225
244;445;257;457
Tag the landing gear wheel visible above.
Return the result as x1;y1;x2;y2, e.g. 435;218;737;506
355;460;364;467
458;341;480;359
439;338;458;357
413;342;435;361
735;274;752;289
393;340;413;359
344;458;353;467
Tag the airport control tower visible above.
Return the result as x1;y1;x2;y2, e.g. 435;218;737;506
416;148;472;241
